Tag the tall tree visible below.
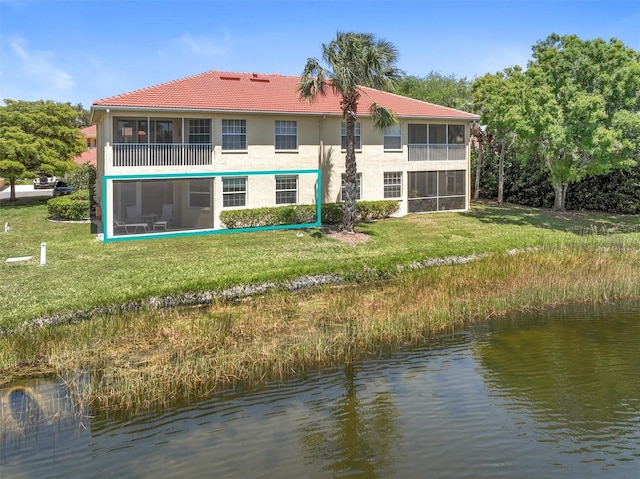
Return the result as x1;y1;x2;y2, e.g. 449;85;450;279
472;67;525;203
519;34;640;210
0;100;86;201
394;71;474;110
299;32;401;233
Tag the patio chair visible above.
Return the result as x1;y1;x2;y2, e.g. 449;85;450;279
126;205;143;222
114;218;149;234
153;204;173;230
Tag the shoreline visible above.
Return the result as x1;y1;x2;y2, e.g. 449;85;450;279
2;244;639;413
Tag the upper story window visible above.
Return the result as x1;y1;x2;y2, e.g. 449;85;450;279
383;124;401;150
115;119;173;144
275;120;297;150
188;119;212;144
222;119;247;150
341;122;361;150
408;124;466;145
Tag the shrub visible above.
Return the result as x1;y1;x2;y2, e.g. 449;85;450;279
47;189;90;220
220;201;400;229
356;200;400;220
67;164;97;195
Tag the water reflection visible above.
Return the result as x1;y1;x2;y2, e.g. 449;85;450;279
1;302;639;478
474;303;640;464
299;364;401;478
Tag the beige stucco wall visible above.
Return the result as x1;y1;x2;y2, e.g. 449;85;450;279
94;108;472;236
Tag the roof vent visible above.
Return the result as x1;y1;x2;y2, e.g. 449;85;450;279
220;76;241;81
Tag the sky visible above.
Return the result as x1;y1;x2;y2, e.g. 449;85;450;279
1;0;639;109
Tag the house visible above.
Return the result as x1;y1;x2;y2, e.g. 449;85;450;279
72;125;97;167
90;71;479;241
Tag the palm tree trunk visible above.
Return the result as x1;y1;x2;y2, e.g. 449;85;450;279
342;104;358;233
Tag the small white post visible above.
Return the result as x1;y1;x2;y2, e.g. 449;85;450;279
40;242;47;266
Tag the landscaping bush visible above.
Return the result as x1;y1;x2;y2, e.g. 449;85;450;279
220;205;318;229
67;164;97;194
47;189;90;220
356;200;400;220
220;201;400;229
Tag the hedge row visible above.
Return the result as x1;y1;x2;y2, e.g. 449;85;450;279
220;200;400;229
475;150;640;214
47;189;91;220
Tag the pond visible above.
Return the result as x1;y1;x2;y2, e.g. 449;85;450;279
2;301;639;478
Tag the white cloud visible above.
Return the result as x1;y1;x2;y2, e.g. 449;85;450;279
8;37;75;91
175;32;228;57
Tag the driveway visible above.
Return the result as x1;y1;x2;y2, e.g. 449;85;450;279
0;184;54;201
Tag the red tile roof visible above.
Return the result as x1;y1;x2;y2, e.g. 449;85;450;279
93;71;479;120
81;125;96;137
73;148;96;167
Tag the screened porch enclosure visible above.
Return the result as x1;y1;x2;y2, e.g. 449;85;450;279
113;117;213;168
407;124;466;162
112;178;214;236
408;170;466;212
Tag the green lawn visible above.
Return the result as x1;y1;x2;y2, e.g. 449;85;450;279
1;197;639;330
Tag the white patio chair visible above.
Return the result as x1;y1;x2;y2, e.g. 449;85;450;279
153;204;173;230
114;218;149;234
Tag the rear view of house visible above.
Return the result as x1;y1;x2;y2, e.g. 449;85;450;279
90;71;479;241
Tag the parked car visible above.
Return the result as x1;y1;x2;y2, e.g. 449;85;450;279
33;174;57;189
52;180;75;197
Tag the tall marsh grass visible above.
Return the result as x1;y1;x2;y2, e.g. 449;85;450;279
1;241;639;413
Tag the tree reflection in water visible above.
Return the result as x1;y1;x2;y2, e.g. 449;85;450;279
299;363;401;478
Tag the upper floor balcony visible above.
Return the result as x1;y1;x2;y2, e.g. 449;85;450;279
113;143;213;167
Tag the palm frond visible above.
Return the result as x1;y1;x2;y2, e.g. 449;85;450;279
299;58;328;101
369;103;398;131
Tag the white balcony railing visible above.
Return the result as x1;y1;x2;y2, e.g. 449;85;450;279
408;144;466;162
113;144;213;167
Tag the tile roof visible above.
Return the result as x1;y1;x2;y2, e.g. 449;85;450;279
73;148;96;167
81;125;96;137
93;71;479;120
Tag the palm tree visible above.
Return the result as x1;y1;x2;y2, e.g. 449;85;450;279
299;32;400;233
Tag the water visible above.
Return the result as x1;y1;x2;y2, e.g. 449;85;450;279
2;302;639;478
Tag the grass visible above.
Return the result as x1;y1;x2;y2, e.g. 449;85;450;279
2;198;639;331
1;244;639;413
1;198;640;413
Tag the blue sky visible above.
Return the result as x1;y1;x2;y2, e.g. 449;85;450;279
1;0;639;108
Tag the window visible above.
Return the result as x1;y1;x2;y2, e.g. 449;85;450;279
150;120;173;143
116;119;142;143
341;173;362;201
275;121;297;150
222;177;247;207
188;119;211;144
341;122;361;150
383;172;402;198
275;175;298;204
189;179;211;208
384;124;402;150
115;119;173;144
222;119;247;150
